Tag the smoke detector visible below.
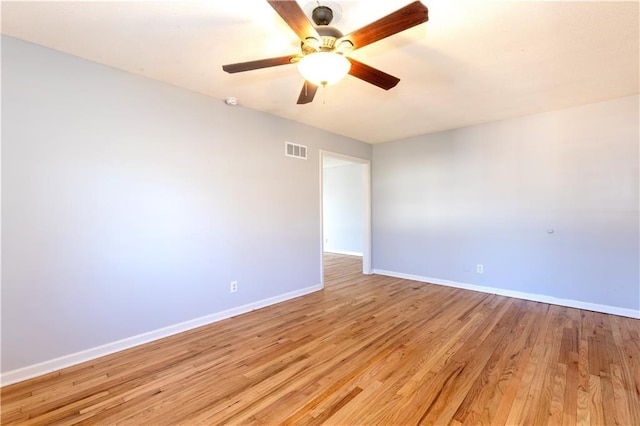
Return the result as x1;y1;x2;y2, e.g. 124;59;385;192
224;96;238;106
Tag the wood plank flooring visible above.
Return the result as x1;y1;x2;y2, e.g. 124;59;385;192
2;253;639;425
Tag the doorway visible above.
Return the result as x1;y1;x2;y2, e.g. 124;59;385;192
320;151;371;286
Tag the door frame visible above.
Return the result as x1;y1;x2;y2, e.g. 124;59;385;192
319;150;372;286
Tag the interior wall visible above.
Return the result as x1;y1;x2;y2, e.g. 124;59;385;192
1;36;372;374
372;95;640;314
323;162;365;255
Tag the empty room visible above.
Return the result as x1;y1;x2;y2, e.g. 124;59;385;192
2;0;639;424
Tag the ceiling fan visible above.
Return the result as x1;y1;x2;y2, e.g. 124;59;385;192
222;1;429;104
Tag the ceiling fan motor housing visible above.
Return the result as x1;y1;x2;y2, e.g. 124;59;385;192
302;25;346;53
299;6;346;53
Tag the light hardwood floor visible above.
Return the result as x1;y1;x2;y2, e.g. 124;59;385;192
2;253;639;425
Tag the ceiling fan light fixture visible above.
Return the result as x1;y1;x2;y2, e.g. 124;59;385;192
297;52;351;87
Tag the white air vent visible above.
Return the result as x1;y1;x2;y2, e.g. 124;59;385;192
285;142;307;160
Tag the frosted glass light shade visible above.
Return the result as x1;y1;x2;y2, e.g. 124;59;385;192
297;52;351;87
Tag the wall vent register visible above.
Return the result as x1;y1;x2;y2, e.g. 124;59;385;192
285;142;307;160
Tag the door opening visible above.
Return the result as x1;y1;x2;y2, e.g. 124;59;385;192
320;151;371;286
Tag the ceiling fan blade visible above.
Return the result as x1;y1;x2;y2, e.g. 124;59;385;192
341;1;428;50
267;0;320;42
297;81;318;104
222;55;297;73
348;58;400;90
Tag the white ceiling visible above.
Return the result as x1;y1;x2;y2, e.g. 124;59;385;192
2;0;638;144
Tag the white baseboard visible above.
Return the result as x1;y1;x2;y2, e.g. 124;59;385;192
324;249;363;257
372;269;640;320
1;284;323;387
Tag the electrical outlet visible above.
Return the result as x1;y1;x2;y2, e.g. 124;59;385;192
230;281;238;293
476;264;484;274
